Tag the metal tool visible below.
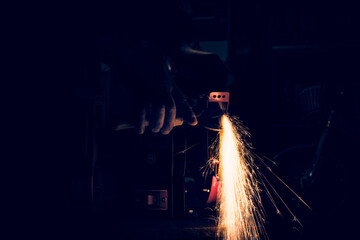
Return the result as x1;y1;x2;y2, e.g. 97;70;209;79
114;92;229;132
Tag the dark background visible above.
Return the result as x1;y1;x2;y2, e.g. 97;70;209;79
5;0;360;239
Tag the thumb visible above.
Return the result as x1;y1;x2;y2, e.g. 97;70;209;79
181;99;197;126
173;82;198;126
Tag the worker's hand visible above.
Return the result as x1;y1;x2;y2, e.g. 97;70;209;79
132;41;197;135
134;88;197;135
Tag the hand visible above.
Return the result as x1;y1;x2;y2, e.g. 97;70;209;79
134;84;198;136
132;41;197;135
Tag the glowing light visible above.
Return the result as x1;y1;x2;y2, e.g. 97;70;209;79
205;114;311;239
217;115;265;240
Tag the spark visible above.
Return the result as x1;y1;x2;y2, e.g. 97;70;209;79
217;114;265;240
207;114;311;240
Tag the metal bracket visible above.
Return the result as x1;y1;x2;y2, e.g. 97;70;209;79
208;92;230;111
208;92;230;103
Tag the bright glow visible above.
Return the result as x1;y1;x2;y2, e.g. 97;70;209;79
217;115;265;240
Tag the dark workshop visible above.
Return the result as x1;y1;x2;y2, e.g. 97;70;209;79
6;0;360;240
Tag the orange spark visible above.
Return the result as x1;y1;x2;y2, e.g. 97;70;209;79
217;114;265;240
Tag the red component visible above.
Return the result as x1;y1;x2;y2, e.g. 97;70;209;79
207;175;222;204
212;158;220;164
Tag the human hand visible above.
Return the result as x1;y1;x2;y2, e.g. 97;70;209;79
132;42;197;135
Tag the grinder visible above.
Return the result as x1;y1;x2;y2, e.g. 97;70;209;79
198;91;229;131
115;91;230;132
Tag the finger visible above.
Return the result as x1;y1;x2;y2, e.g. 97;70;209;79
150;104;165;133
161;97;176;135
183;100;198;126
135;105;146;134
